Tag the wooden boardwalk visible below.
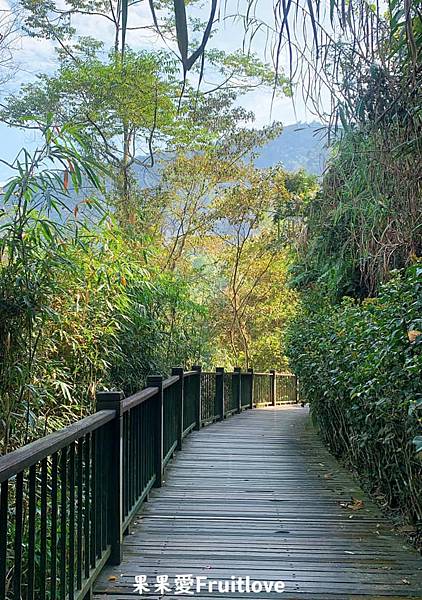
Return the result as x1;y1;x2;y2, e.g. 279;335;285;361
94;406;422;599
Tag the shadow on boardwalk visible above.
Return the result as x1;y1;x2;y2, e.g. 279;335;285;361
94;406;422;599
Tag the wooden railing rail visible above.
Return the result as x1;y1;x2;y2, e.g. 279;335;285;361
253;371;298;406
0;367;297;600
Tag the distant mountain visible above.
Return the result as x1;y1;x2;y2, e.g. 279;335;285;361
255;122;327;175
132;122;328;183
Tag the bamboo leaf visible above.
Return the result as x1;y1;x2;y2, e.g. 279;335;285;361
174;0;189;67
121;0;128;56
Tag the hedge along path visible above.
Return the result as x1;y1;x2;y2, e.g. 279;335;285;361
94;406;422;599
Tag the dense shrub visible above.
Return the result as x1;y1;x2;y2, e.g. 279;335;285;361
285;265;422;523
0;218;208;452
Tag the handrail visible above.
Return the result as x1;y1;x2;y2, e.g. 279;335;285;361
0;366;297;600
254;371;295;376
0;410;115;483
122;386;158;412
162;374;179;389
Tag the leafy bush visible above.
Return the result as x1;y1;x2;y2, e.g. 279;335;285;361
0;218;208;451
285;265;422;523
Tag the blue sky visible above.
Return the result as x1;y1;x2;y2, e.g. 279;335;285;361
0;1;320;181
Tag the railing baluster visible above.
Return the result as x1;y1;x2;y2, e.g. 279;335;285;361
14;471;23;600
140;404;145;493
51;453;58;600
270;370;276;406
90;431;96;569
192;365;202;430
27;464;37;600
172;367;184;450
96;429;102;556
123;412;129;520
234;367;242;413
40;458;48;600
76;439;83;590
216;367;225;420
248;368;254;409
69;442;75;599
60;447;67;600
134;406;139;502
0;481;8;599
129;410;134;513
83;435;90;580
146;400;151;485
148;376;164;488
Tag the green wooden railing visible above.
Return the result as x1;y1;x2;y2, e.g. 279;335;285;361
0;367;297;600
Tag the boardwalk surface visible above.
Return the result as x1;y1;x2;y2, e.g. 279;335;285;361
94;406;422;599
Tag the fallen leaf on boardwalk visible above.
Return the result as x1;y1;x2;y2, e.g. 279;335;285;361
350;498;364;510
339;498;364;511
108;576;118;581
402;578;410;585
397;524;416;534
323;473;333;479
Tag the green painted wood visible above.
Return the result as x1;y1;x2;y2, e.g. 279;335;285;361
171;367;184;451
96;390;124;566
216;367;225;421
14;471;23;599
233;367;242;413
0;481;8;598
192;365;202;431
147;375;164;488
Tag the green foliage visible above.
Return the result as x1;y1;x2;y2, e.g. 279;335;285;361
285;265;422;523
289;126;421;299
204;49;292;96
203;165;302;370
1;46;180;161
273;168;318;221
0;129;210;452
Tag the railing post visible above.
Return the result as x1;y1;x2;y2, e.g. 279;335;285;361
270;370;276;406
147;375;164;488
95;390;124;566
172;367;184;450
192;365;202;430
248;368;254;409
234;367;242;413
216;367;225;420
295;374;299;404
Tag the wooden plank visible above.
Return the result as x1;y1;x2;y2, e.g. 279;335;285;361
94;407;422;599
